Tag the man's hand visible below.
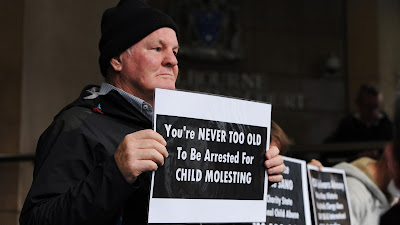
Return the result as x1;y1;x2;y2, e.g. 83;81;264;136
114;129;168;184
265;145;285;183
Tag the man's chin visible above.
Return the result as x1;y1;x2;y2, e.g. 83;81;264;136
156;82;176;91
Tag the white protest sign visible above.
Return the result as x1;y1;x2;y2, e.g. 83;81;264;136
307;165;353;225
253;156;312;225
148;88;271;224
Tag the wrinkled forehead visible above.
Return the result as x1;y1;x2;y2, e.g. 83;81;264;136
139;27;178;46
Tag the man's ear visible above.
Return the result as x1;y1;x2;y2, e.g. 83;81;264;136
110;56;122;72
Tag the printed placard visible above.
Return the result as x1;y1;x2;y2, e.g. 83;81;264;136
267;157;309;224
148;88;271;224
253;157;312;225
307;165;352;225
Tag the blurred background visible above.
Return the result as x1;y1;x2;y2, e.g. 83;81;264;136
1;0;400;224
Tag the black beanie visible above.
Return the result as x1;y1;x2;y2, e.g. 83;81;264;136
98;0;179;77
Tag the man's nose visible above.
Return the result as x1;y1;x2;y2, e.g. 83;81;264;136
163;51;178;67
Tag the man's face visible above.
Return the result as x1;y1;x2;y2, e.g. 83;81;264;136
116;27;179;105
360;93;381;111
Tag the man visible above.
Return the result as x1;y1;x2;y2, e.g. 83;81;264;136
380;96;400;225
379;142;400;225
333;150;395;225
19;0;285;224
309;149;396;225
325;84;393;162
326;84;393;143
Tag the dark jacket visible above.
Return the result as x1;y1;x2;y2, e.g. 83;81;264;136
20;85;153;225
325;112;393;143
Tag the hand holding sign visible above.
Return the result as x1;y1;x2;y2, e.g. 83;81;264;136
114;129;168;184
265;145;285;183
265;157;312;225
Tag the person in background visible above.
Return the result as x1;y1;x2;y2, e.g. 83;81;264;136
325;83;393;161
309;147;397;225
379;142;400;225
334;149;396;225
19;1;286;225
380;96;400;225
271;120;292;156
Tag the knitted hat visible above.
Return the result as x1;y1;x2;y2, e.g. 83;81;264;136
98;0;179;77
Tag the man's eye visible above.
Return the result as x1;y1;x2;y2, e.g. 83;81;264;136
173;50;178;56
154;47;161;51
